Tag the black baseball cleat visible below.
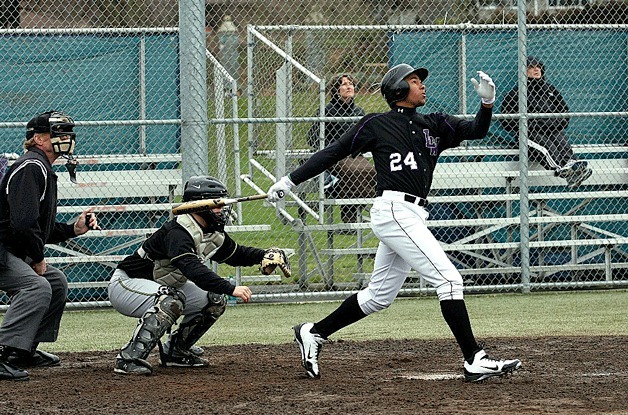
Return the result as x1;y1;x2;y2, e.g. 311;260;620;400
114;357;153;375
0;360;29;381
159;347;208;368
8;349;60;368
464;349;521;383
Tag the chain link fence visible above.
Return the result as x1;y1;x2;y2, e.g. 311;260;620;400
0;0;626;306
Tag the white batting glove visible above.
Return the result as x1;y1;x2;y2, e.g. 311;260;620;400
267;175;294;202
471;70;496;105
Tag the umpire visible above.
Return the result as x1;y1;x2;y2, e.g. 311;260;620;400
0;111;99;381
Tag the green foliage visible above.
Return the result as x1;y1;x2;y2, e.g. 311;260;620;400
7;290;625;353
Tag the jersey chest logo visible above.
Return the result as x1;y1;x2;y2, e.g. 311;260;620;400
423;129;439;156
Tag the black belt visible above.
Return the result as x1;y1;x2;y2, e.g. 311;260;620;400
376;190;429;207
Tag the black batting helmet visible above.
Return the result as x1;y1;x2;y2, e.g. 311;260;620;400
381;64;429;108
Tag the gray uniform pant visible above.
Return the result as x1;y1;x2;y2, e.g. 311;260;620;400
0;250;68;352
108;269;211;325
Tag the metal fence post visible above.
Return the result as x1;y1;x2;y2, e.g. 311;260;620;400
179;0;208;181
517;0;531;293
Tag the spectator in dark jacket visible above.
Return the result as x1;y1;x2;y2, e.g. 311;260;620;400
307;74;376;223
0;111;99;381
501;56;592;188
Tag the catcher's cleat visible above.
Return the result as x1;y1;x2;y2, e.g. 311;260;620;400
188;345;205;356
464;349;521;383
8;349;60;368
293;322;327;379
114;357;153;375
159;347;208;368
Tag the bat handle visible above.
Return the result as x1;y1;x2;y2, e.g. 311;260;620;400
277;190;285;198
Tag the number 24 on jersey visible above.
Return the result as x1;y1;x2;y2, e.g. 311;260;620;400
390;152;418;171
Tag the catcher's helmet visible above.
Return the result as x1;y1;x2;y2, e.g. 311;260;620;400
183;176;231;227
183;176;229;202
380;64;429;108
26;110;76;156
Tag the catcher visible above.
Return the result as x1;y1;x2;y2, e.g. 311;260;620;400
108;175;290;375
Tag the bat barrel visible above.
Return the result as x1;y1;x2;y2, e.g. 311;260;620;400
172;194;268;215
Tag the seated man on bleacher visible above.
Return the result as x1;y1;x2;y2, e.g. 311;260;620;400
500;56;593;188
307;73;376;223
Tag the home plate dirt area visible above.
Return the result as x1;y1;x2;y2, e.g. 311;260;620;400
0;336;625;415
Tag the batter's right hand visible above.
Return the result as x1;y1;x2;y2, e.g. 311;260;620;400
267;175;294;202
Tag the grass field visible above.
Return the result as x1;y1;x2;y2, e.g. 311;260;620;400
10;289;625;353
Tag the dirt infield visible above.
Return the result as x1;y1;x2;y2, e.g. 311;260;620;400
0;336;626;415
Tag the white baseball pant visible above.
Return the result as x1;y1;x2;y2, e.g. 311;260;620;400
357;191;464;315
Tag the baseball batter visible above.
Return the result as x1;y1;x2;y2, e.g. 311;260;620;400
267;63;522;382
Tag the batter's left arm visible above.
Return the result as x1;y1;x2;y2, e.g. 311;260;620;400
438;105;493;150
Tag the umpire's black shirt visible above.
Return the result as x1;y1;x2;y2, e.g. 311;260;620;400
289;105;492;199
0;148;75;263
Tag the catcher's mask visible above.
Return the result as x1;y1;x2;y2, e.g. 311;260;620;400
380;63;429;108
183;176;232;227
26;110;78;182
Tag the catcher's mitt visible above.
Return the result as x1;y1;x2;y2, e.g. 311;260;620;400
259;248;291;278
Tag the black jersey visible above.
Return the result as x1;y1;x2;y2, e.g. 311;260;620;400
0;148;75;262
289;105;492;199
117;218;265;295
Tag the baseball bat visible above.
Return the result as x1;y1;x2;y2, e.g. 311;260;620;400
172;193;269;215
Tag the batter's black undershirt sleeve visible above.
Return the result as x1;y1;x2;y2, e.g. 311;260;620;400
467;105;493;140
443;105;493;149
289;139;351;185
